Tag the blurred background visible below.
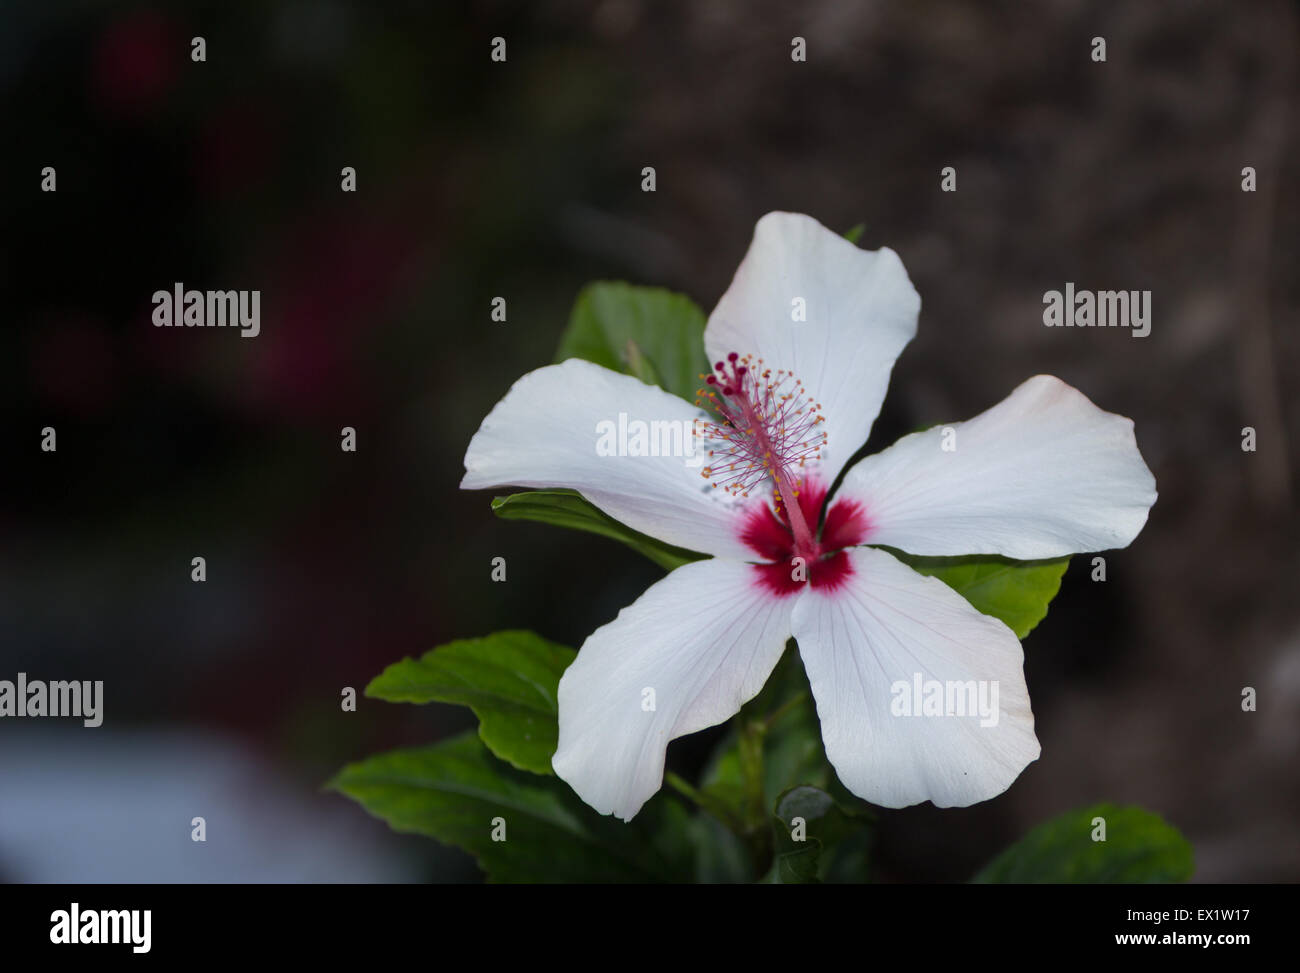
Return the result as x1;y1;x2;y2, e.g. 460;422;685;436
0;0;1295;882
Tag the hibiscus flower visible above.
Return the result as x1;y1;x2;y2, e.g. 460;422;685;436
462;212;1157;821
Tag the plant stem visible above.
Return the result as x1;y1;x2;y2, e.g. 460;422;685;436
666;771;746;834
664;771;705;805
736;703;774;872
765;690;810;729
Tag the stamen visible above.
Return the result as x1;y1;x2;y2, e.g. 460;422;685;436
694;352;827;556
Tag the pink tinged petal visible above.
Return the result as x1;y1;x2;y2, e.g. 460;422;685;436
792;547;1040;809
704;212;920;487
838;374;1158;559
461;357;755;560
552;558;794;821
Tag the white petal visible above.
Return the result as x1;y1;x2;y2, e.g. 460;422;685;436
837;374;1157;559
462;357;755;559
792;547;1039;808
704;212;920;486
552;557;793;820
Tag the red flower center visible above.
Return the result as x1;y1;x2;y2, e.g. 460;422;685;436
740;477;871;597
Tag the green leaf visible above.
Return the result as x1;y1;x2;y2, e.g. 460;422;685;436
621;338;666;388
843;223;866;244
491;489;705;571
330;732;695;883
555;281;710;402
972;803;1195;884
888;550;1070;638
366;631;574;775
767;831;821;883
764;785;867;884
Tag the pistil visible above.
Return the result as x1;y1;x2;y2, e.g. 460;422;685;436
696;352;827;560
